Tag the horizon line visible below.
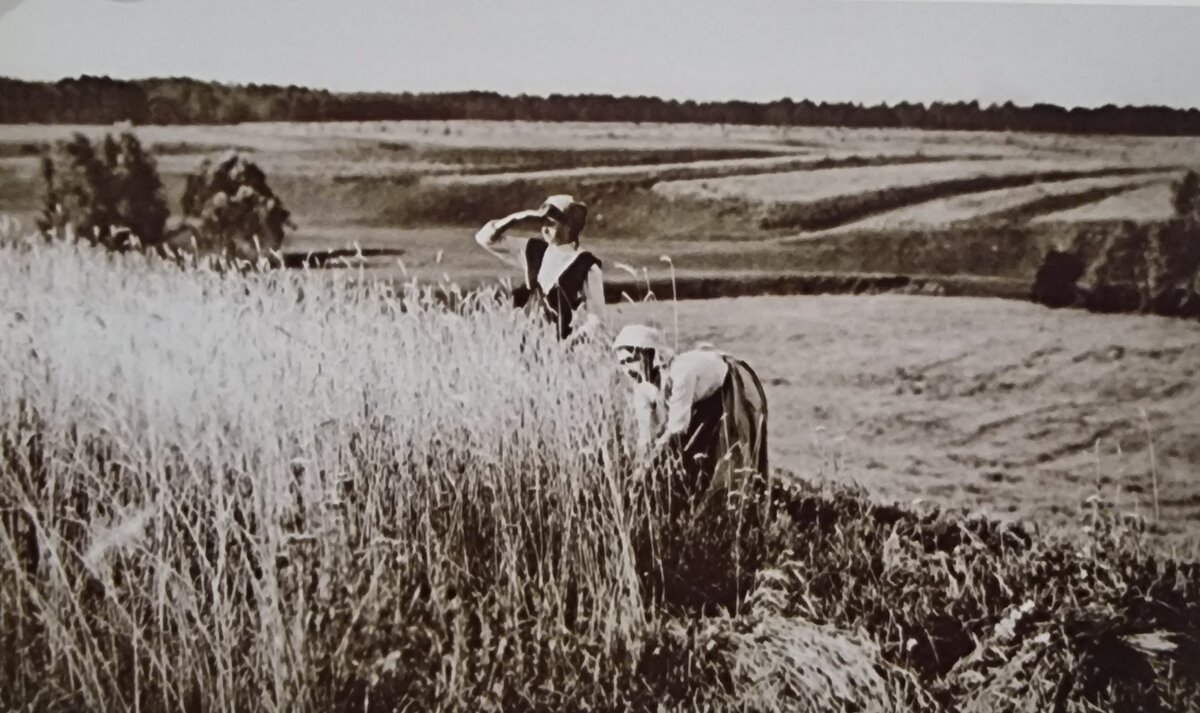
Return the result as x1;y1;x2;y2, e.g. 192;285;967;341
6;73;1200;115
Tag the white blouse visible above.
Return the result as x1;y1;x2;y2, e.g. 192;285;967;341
663;349;729;437
630;348;730;451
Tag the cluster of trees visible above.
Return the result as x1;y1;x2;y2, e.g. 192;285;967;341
38;129;290;259
1032;171;1200;318
4;75;1200;136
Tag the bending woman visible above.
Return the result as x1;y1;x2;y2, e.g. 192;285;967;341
474;194;605;340
613;323;771;608
612;324;769;496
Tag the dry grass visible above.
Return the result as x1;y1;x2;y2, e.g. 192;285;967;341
1;237;912;712
0;238;653;711
759;477;1200;712
2;238;1199;712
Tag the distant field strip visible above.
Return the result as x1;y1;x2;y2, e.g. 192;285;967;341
658;158;1127;204
427;152;984;188
0;124;321;152
682;160;1177;235
1033;180;1179;223
240;120;799;152
813;173;1176;234
206;147;797;180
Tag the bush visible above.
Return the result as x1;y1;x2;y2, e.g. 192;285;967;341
1030;249;1085;308
1171;169;1200;224
178;152;293;258
1031;178;1200;318
37;130;169;248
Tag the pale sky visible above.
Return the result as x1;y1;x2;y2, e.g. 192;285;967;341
2;0;1199;109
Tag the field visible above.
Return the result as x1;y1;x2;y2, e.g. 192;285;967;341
4;120;1200;295
1034;180;1180;223
3;239;1198;712
3;121;1200;710
4;120;1198;536
613;296;1200;551
811;173;1174;234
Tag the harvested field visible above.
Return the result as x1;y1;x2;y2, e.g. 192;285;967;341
1034;179;1181;223
816;172;1179;234
613;294;1200;550
4;121;1200;295
654;158;1125;204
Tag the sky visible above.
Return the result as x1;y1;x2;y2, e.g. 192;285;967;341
1;0;1200;109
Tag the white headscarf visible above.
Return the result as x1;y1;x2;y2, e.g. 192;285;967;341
612;323;668;352
612;324;674;372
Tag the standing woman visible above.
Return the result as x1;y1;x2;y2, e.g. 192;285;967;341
474;194;605;340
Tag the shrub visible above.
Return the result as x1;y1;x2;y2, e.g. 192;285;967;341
1030;249;1085;308
1170;169;1200;224
179;152;293;258
1033;185;1200;318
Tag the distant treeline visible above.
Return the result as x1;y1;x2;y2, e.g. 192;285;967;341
4;75;1200;135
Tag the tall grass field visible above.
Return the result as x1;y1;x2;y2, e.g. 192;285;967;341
2;237;1199;712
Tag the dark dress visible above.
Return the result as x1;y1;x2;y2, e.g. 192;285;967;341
656;355;770;610
670;355;769;497
510;238;603;340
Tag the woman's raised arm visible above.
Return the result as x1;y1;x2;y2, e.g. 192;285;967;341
474;208;546;269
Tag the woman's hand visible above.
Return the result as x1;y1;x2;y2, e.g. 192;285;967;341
474;219;504;247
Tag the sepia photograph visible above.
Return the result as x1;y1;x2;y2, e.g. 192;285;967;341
1;0;1199;710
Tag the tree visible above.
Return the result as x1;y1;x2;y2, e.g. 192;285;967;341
109;132;170;244
178;152;293;258
37;130;169;248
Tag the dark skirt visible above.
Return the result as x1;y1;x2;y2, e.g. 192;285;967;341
672;355;769;497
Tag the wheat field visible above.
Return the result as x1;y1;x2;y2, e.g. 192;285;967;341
0;238;664;711
4;117;1200;710
3;237;1199;712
